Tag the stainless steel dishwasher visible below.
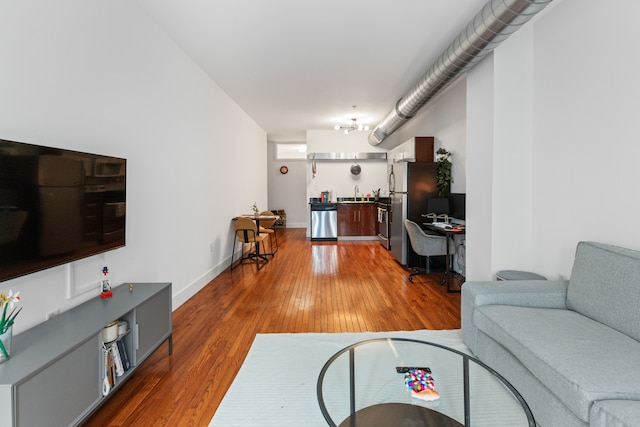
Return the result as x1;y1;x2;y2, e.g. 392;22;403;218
310;203;338;241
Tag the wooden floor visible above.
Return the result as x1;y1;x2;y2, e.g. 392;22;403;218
83;228;462;426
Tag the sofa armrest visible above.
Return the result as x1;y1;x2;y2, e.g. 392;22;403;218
591;400;640;427
461;280;569;354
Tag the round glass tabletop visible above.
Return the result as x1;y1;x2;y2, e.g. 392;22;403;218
317;338;535;427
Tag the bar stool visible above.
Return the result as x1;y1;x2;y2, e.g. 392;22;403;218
231;217;268;270
259;210;278;254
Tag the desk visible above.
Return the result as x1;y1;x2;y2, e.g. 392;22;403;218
424;223;465;293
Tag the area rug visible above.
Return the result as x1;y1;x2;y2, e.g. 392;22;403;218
208;329;469;426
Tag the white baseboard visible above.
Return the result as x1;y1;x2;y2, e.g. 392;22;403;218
284;222;306;228
171;258;230;310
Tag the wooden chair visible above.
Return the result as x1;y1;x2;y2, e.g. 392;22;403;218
258;210;278;254
231;217;268;270
404;219;454;282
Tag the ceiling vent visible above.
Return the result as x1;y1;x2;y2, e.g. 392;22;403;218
368;0;554;145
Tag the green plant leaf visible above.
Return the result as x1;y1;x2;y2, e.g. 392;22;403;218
0;304;7;327
0;339;8;360
436;148;453;197
5;307;22;327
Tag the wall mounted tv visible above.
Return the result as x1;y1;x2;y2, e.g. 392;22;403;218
0;138;126;282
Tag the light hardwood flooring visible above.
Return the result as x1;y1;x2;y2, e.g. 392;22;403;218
83;228;462;426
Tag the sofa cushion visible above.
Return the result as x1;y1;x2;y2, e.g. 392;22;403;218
590;400;640;427
474;305;640;422
567;241;640;341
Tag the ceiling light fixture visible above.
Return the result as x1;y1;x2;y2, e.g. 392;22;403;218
334;118;369;135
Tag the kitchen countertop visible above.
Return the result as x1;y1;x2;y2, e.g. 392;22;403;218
309;197;389;204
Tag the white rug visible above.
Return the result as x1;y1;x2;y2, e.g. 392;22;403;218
209;329;469;426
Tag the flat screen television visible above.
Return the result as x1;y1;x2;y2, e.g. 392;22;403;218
0;138;126;282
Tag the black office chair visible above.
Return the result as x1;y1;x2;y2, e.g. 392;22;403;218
404;219;454;282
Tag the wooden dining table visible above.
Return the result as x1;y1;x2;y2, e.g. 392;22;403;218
235;214;279;231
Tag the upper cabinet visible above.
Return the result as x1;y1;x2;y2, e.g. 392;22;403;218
388;137;434;163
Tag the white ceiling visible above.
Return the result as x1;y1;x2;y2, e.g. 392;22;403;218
135;0;488;143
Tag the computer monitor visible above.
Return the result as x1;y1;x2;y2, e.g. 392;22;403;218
448;193;466;220
426;197;450;215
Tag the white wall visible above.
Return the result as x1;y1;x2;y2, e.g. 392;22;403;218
0;0;267;333
271;85;469;230
305;130;389;234
530;0;640;277
266;131;403;230
266;133;389;230
466;55;495;281
491;25;535;276
4;0;638;333
382;77;468;195
266;142;308;228
306;130;389;201
465;0;640;280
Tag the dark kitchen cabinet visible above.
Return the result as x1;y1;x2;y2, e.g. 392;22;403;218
337;203;378;237
337;204;355;236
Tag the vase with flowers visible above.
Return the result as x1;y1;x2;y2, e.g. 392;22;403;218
0;290;22;363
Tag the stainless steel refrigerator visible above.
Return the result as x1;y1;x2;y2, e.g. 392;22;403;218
388;162;438;266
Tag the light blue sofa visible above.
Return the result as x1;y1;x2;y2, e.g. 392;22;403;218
462;241;640;427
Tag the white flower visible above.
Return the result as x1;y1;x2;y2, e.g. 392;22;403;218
7;290;20;310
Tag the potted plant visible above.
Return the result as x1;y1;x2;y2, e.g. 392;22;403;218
435;148;453;198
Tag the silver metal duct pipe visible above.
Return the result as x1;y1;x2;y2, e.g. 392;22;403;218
368;0;554;145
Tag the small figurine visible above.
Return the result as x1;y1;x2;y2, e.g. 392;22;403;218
101;266;113;299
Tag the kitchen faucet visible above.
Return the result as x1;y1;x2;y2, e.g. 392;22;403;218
354;185;359;200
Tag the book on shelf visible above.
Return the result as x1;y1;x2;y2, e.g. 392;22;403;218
116;339;131;371
103;345;115;389
111;343;125;377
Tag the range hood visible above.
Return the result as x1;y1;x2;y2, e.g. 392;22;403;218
308;152;387;160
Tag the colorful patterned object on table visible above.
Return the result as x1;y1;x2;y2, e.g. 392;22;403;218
404;368;440;401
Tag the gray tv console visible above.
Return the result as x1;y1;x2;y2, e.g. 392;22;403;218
0;282;172;426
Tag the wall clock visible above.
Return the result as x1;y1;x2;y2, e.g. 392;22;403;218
279;165;289;175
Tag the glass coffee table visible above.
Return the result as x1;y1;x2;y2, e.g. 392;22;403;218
317;338;534;427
